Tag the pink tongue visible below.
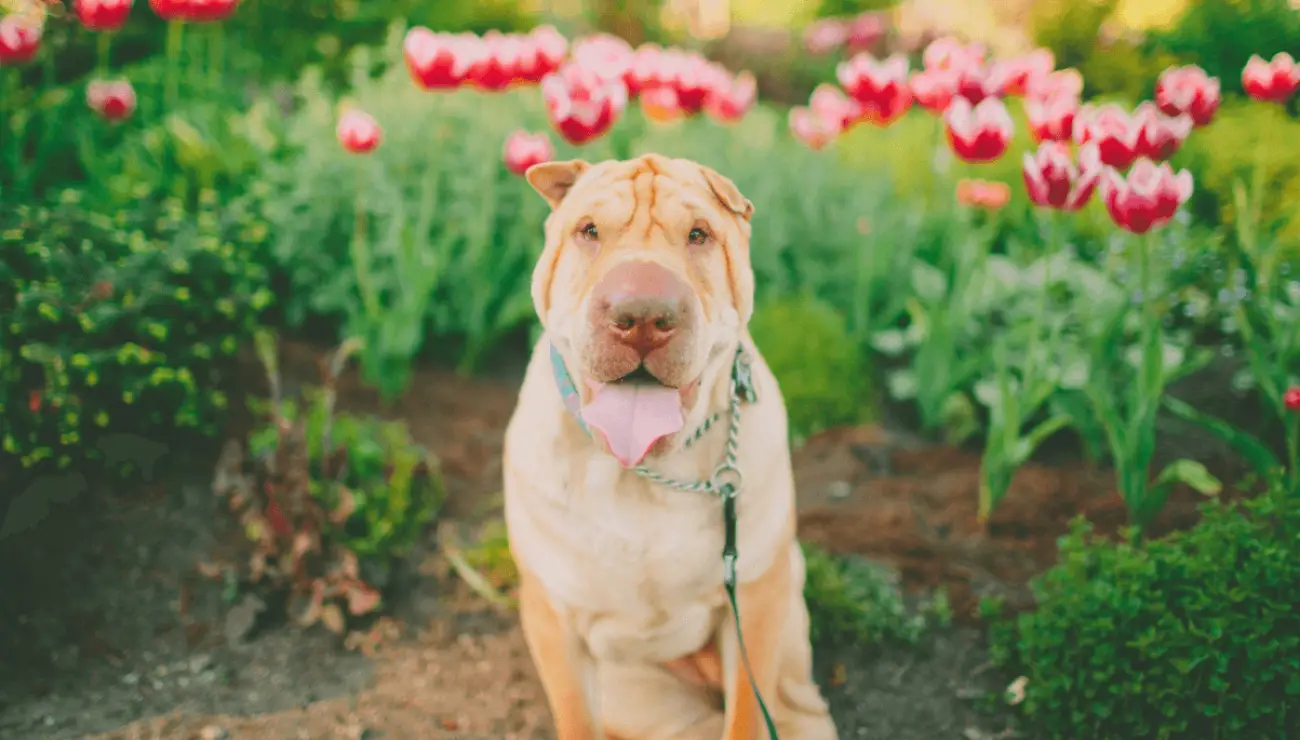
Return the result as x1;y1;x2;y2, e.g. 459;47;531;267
580;384;685;468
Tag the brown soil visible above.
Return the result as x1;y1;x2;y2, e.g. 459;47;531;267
0;338;1240;740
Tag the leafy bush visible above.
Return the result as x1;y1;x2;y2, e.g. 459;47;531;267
749;293;873;440
803;543;951;647
1147;0;1300;99
989;476;1300;739
212;335;443;636
0;189;272;471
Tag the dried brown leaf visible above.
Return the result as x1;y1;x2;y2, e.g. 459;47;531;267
297;582;325;627
195;560;225;580
249;552;267;583
329;485;356;526
345;581;382;616
320;603;345;634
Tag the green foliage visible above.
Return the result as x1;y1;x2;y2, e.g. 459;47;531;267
989;476;1300;739
749;294;873;440
1147;0;1300;99
802;543;951;647
814;0;900;19
0;189;272;471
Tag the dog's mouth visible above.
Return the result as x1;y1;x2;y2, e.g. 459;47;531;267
580;365;699;469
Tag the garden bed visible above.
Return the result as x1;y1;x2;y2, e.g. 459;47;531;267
0;338;1249;740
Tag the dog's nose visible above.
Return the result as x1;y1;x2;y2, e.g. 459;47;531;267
591;261;693;357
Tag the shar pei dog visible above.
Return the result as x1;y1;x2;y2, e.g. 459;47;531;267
503;153;838;740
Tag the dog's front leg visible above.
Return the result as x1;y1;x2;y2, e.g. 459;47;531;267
718;541;792;740
518;564;601;740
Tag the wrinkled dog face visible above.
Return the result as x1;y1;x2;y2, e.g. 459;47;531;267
526;153;755;468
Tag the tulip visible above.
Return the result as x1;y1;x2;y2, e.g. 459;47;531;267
571;33;635;84
1100;159;1193;234
1133;102;1192;161
704;71;757;124
185;0;238;23
1025;93;1077;143
910;68;958;114
75;0;133;32
944;96;1013;163
1284;386;1300;411
809;83;860;132
542;62;628;145
952;63;1004;104
518;25;568;84
1073;103;1141;169
624;43;668;98
1023;141;1102;211
802;19;847;56
337;109;382;154
674;52;729;114
405;28;479;90
87;79;137;121
503;130;555;176
844;12;885;52
148;0;188;20
640;85;683;123
922;36;985;72
0;15;42;65
1155;65;1220;127
789;106;841;150
1242;52;1299;104
468;31;527;91
836;52;911;126
998;48;1054;97
1026;68;1083;102
957;178;1011;210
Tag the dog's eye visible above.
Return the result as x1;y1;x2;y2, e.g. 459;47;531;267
578;222;599;241
687;227;709;245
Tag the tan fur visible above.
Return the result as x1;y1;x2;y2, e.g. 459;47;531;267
506;154;838;740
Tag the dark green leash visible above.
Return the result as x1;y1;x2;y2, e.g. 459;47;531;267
549;341;781;739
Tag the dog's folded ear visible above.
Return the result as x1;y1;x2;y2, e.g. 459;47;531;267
526;159;591;208
697;164;754;223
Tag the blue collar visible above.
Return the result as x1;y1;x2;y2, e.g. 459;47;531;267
549;342;592;436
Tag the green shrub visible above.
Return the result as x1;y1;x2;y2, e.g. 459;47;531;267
988;476;1300;739
0;189;272;472
1147;0;1300;99
803;543;951;647
749;293;873;440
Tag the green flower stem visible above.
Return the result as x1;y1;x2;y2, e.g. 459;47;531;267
349;177;382;322
164;20;185;116
2;67;19;191
208;24;224;91
96;31;112;77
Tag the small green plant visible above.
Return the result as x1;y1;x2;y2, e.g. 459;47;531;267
0;188;272;471
214;333;443;636
749;293;874;441
802;543;951;648
989;472;1300;739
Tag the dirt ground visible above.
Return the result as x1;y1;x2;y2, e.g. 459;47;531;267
0;339;1243;740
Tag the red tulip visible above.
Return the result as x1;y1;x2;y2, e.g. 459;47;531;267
0;15;42;65
641;85;683;123
1284;386;1300;411
624;43;668;98
1025;94;1077;143
1023;141;1102;211
87;79;137;121
957;178;1011;210
405;28;479;90
185;0;238;23
518;25;568;84
998;48;1054;97
673;52;729;114
542;62;628;145
1100;159;1193;234
952;63;1005;104
922;36;985;72
1155;65;1220;127
1026;68;1083;102
705;71;756;124
844;12;885;52
502;130;554;176
468;31;527;91
836;52;911;126
1242;52;1299;104
803;19;847;56
337;109;381;154
1133;102;1192;161
75;0;133;32
944;96;1013;163
809;83;860;132
1073;103;1141;169
571;33;635;85
148;0;187;20
910;68;958;114
789;106;841;150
